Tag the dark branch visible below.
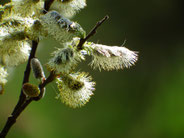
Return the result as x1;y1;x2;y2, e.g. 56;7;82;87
43;0;54;14
0;71;56;138
0;0;55;137
0;2;108;137
77;15;109;50
12;41;38;115
0;99;32;138
0;41;38;138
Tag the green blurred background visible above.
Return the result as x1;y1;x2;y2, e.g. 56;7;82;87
1;0;184;138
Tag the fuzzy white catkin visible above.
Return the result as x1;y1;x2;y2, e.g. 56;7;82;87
0;38;31;67
10;0;44;18
50;0;86;18
84;43;138;71
47;46;84;74
39;11;85;43
0;16;33;67
1;41;31;67
57;72;95;108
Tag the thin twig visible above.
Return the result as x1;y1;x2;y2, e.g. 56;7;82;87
43;0;54;14
33;71;56;101
77;15;109;50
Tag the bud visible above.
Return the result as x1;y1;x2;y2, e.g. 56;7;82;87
23;83;40;97
31;58;45;81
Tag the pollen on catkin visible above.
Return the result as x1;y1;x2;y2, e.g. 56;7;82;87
56;72;95;108
0;40;31;67
0;17;32;67
46;46;84;74
50;0;86;18
9;0;44;18
84;43;138;71
39;11;85;43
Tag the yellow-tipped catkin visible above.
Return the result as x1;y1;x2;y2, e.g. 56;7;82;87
57;72;95;108
39;11;86;43
23;83;40;97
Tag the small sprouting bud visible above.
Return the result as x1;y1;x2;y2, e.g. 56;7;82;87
31;58;45;81
40;11;86;43
33;87;46;101
56;72;95;108
50;0;86;18
23;83;40;97
47;46;83;74
84;43;138;71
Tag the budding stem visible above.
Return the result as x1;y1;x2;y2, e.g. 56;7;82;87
0;3;109;138
0;0;56;137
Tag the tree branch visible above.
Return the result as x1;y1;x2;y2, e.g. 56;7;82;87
0;71;56;138
0;40;38;138
0;0;55;137
0;2;108;138
77;15;109;50
43;0;54;14
33;71;56;101
12;40;38;115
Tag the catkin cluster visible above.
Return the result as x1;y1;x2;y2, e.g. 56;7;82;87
0;0;138;108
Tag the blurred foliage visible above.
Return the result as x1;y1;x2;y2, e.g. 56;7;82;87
1;0;184;138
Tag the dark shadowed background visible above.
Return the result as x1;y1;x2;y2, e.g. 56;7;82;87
1;0;184;138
